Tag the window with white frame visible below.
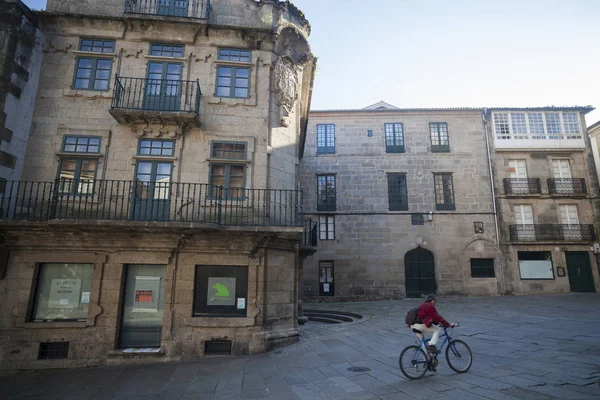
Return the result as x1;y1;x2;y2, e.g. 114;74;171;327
545;113;562;139
493;111;581;140
510;113;528;139
528;113;545;139
319;216;335;240
317;124;335;154
563;113;581;139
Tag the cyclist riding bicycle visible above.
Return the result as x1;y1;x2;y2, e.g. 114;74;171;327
409;294;456;354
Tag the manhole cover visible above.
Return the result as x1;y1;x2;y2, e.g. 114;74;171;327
347;367;371;372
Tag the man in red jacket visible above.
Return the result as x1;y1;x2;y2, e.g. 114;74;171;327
410;294;455;354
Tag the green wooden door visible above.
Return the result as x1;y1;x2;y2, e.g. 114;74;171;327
565;252;596;292
144;62;182;111
132;161;172;221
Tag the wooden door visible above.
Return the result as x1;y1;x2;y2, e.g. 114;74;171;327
405;247;436;298
565;252;595;292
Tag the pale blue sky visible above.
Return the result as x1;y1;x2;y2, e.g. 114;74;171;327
22;0;600;124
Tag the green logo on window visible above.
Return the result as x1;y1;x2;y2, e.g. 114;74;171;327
212;282;230;298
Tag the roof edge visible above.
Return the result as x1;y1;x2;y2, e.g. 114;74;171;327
588;120;600;131
311;106;595;114
486;106;595;114
311;107;485;113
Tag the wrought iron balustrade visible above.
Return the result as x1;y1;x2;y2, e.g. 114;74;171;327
125;0;211;19
0;180;303;227
503;178;541;195
509;224;596;242
111;76;201;115
547;178;587;196
302;218;318;248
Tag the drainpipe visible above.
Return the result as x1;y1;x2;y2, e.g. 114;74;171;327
483;109;506;295
168;234;186;338
102;129;112;180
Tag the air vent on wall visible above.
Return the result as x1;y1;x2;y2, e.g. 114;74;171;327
204;340;232;355
38;342;69;360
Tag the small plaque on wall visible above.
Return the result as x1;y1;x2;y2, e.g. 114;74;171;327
474;222;484;234
557;267;565;277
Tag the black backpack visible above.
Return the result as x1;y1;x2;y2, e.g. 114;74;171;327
405;305;422;326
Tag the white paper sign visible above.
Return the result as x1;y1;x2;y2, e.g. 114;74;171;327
237;298;246;310
323;283;330;292
519;260;553;279
81;292;90;304
49;279;82;309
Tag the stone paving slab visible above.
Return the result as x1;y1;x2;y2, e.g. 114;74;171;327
2;294;600;399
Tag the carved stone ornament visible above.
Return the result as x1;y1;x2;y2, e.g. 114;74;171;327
130;125;187;138
273;57;298;117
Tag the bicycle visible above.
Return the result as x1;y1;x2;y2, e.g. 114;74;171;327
399;322;472;379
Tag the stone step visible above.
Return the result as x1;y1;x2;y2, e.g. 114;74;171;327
307;316;342;324
303;313;354;322
303;309;363;320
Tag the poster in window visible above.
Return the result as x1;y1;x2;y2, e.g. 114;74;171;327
519;260;553;279
135;290;153;303
323;283;330;293
207;277;236;306
133;276;160;312
49;279;82;309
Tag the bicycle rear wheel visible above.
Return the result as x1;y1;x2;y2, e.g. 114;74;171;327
399;345;429;379
445;339;472;373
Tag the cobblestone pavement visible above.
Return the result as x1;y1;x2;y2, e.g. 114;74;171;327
2;294;600;399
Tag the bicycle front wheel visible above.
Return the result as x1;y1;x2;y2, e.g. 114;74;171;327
445;339;472;373
399;345;429;380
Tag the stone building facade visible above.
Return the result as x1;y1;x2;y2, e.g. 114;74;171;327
0;0;317;370
587;120;600;190
300;104;600;300
488;108;600;295
0;0;44;183
300;103;503;299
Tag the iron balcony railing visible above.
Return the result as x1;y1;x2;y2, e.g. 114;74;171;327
509;224;596;242
547;178;587;196
111;76;201;115
0;180;303;227
125;0;211;20
302;218;318;248
503;178;541;195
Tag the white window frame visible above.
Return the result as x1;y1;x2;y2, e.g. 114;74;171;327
559;204;582;240
515;204;534;225
514;204;535;241
492;111;582;141
559;204;580;225
319;215;335;240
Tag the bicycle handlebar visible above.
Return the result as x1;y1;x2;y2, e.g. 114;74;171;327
445;321;460;330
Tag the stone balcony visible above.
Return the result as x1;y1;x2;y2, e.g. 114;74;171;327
124;0;211;20
0;180;303;227
509;224;596;242
300;218;317;259
547;178;587;197
503;178;542;195
109;76;201;127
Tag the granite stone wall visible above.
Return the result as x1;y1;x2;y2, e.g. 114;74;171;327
300;109;502;299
